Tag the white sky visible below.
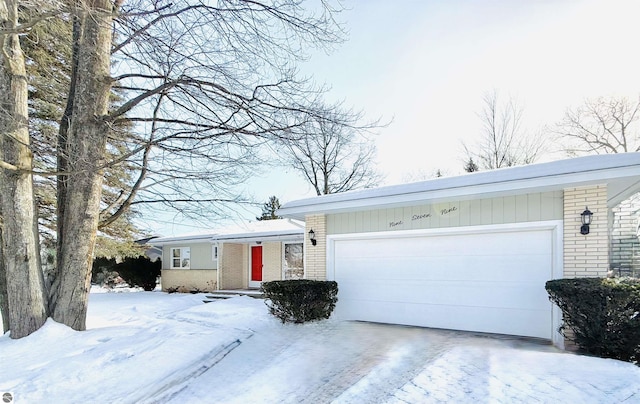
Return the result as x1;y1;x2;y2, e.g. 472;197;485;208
147;0;640;236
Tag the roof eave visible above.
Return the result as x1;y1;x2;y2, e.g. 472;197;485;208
278;164;640;219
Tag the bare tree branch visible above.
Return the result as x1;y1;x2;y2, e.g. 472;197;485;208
555;95;640;155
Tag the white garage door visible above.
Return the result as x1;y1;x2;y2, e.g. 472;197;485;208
330;225;557;339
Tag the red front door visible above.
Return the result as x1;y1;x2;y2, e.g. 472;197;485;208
251;245;263;283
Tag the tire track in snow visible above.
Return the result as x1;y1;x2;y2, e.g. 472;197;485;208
136;334;252;404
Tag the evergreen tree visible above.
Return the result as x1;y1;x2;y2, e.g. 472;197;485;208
20;12;142;257
463;157;479;173
257;196;282;221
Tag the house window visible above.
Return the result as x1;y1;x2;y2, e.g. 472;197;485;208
171;247;190;269
284;243;303;279
212;244;219;269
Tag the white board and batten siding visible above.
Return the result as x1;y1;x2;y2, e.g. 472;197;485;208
326;192;564;343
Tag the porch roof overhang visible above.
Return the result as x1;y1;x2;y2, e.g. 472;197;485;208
278;153;640;220
149;219;305;246
211;232;304;244
148;233;218;246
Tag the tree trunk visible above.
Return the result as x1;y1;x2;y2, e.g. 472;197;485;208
52;11;82;300
50;0;114;330
0;0;49;338
0;216;10;334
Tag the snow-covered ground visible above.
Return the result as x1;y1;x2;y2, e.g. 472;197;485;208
1;288;638;403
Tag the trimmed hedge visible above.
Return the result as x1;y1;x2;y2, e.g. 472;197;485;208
261;280;338;324
545;277;640;363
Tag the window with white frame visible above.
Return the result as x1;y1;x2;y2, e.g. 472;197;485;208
283;243;303;279
212;243;219;269
170;247;190;269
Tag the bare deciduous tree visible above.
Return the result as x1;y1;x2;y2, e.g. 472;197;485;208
464;90;544;170
556;95;640;155
282;113;382;195
0;0;371;337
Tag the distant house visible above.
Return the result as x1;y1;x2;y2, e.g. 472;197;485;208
150;219;305;292
277;153;640;348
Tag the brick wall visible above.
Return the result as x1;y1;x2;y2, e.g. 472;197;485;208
161;269;217;292
262;242;283;282
305;215;327;280
219;243;244;289
563;184;609;277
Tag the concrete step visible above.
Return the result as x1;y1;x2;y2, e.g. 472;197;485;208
203;290;264;303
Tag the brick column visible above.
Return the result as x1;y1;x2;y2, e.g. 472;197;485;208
563;184;609;278
304;214;327;280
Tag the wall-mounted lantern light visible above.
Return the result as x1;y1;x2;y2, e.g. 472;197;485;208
308;229;317;246
580;207;593;235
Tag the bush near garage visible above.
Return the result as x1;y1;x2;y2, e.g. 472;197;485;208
545;277;640;364
115;256;161;291
261;280;338;323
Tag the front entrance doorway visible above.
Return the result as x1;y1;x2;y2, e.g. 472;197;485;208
249;245;263;288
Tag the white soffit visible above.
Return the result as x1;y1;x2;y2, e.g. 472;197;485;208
278;154;640;219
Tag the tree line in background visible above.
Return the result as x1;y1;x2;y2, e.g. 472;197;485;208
0;0;380;339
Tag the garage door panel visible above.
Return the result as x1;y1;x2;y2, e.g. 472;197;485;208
333;254;551;283
331;227;556;340
335;230;551;258
333;299;552;339
337;278;550;310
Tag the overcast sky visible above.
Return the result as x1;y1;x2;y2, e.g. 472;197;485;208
148;0;640;236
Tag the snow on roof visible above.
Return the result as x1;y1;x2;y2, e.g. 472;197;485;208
211;218;305;242
278;153;640;220
150;219;305;245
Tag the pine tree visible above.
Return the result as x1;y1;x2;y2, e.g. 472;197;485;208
257;196;282;221
464;157;479;173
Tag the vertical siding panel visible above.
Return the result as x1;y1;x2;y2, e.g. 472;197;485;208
481;199;492;225
492;197;504;224
336;213;346;234
528;193;541;221
361;210;371;232
377;208;387;231
395;207;405;230
370;209;380;232
469;200;482;226
449;202;460;227
553;190;564;219
459;200;470;226
541;192;555;220
515;194;528;222
432;204;441;228
503;196;516;223
354;211;363;233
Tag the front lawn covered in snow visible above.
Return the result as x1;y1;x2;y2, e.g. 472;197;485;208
1;288;638;403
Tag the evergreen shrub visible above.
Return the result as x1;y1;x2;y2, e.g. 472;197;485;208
91;257;118;287
261;280;338;323
115;256;161;291
545;277;640;364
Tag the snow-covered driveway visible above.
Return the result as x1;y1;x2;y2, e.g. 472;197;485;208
1;291;638;403
157;296;639;404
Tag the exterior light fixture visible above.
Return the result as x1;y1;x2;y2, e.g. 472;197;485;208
308;229;317;246
580;207;593;235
